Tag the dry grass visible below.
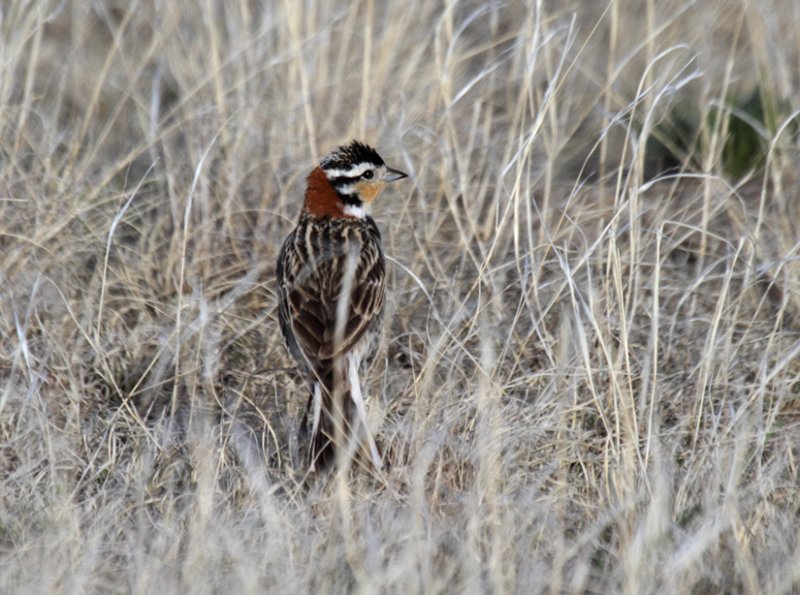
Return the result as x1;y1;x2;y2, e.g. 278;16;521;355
2;0;800;592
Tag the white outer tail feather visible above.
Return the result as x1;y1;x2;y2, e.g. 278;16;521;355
308;382;323;472
347;351;383;470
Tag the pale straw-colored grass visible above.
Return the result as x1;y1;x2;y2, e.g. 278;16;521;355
1;1;799;592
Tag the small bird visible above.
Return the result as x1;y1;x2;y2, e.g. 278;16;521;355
276;140;408;471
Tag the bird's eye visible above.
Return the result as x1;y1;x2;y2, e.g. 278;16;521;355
363;169;374;179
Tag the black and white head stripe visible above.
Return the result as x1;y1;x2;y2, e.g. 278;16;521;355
320;140;384;178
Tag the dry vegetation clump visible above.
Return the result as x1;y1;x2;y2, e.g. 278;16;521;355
1;1;799;592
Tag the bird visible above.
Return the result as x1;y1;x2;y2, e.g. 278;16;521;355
276;140;408;471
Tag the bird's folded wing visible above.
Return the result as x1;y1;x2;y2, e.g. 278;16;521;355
284;251;384;365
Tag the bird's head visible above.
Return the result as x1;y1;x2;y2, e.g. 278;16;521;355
304;140;407;219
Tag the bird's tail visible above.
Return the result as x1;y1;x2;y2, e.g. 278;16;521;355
307;358;382;472
307;365;352;471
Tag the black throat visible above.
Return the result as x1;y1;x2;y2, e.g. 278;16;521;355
336;191;363;207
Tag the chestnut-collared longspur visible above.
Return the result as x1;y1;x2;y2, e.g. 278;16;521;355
276;140;407;471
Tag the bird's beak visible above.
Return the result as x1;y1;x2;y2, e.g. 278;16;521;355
383;166;408;182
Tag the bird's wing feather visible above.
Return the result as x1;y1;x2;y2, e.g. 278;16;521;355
318;251;384;360
278;224;384;369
